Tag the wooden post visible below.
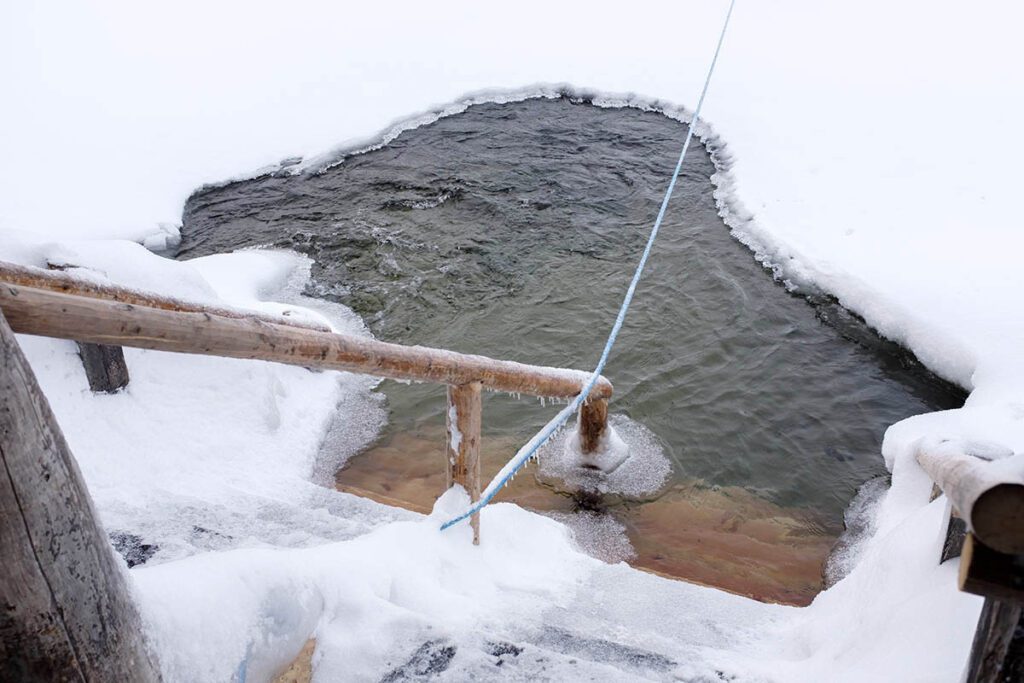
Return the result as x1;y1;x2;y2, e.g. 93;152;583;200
959;534;1024;682
78;342;130;393
964;598;1024;683
578;396;609;455
959;534;1024;603
932;489;968;563
573;395;628;474
942;513;968;563
0;311;161;681
446;382;482;544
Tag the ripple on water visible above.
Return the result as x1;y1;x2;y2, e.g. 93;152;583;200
180;96;965;604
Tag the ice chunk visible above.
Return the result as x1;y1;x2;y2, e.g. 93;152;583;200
537;415;672;498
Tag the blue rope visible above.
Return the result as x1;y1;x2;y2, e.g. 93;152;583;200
441;0;737;532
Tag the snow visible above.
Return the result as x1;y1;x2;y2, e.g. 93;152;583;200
3;241;408;564
3;0;1023;680
447;403;462;456
0;241;987;681
540;415;670;497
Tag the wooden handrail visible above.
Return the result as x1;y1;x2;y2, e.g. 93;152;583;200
0;260;332;333
0;281;613;400
923;444;1024;682
916;446;1024;555
0;264;617;543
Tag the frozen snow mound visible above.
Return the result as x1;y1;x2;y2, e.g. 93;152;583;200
0;237;407;566
0;231;998;682
537;414;672;499
133;488;781;682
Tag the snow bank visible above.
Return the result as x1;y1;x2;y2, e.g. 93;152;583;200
1;238;407;565
134;489;596;681
0;237;989;682
4;0;1023;679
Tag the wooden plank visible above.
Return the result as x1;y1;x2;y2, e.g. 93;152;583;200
917;447;1024;554
959;534;1024;604
964;597;1024;683
0;283;613;400
78;342;130;393
0;259;331;332
0;310;161;681
1002;606;1024;682
446;382;482;544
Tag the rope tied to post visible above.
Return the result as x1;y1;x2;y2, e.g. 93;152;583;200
441;0;738;532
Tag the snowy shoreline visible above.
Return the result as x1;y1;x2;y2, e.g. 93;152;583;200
0;228;988;682
2;83;1016;678
5;0;1023;672
185;83;981;398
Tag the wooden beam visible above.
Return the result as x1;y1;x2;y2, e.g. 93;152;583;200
0;283;613;400
0;259;331;333
446;382;482;544
964;597;1024;683
959;533;1024;604
78;342;130;393
0;311;161;681
917;447;1024;554
578;396;609;455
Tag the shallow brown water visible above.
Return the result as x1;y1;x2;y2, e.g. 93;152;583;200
337;424;832;605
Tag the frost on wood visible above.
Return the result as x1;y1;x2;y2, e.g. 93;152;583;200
447;402;462;455
445;383;481;543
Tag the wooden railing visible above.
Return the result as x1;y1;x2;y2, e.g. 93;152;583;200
917;444;1024;681
4;259;1024;679
0;261;614;543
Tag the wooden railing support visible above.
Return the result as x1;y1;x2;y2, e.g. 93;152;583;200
919;447;1024;680
78;342;130;393
578;396;609;457
959;534;1024;682
931;486;969;563
959;534;1024;604
446;383;482;544
0;311;161;681
964;597;1023;683
941;511;968;563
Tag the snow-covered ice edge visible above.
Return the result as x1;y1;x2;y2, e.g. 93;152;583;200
0;233;990;682
197;82;980;391
3;82;1020;680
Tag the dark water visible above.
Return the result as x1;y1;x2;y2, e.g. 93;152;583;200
180;97;962;529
